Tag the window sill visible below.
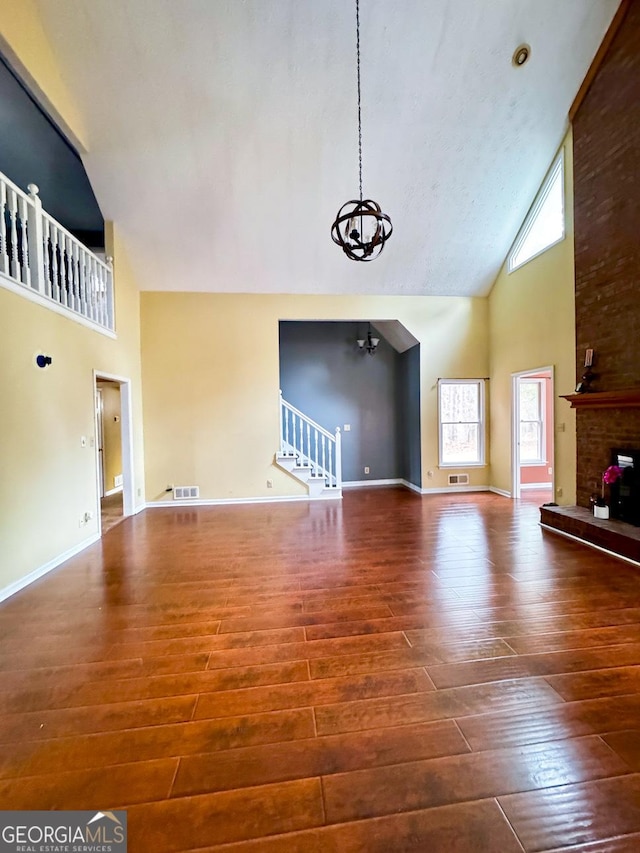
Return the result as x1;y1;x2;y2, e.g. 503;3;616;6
439;463;487;469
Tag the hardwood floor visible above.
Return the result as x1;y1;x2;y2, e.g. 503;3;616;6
1;488;640;851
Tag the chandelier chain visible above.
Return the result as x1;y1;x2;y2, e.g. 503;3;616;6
356;0;363;201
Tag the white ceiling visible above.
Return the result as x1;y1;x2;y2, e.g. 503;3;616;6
34;0;618;298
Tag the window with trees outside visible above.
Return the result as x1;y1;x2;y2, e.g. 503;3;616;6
519;379;545;464
438;379;485;467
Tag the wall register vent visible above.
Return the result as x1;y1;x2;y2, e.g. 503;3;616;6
173;486;200;500
448;474;469;486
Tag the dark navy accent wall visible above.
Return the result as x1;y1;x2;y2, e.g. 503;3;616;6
0;55;104;247
279;321;406;483
397;344;422;488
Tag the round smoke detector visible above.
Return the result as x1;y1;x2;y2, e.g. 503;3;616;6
512;44;531;67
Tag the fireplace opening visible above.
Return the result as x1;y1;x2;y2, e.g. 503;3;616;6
610;448;640;526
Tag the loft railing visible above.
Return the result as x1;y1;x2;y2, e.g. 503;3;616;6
279;391;342;491
0;172;114;332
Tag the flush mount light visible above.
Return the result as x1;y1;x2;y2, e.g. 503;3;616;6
512;44;531;67
331;0;392;262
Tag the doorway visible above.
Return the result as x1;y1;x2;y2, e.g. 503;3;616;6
94;371;135;535
511;367;554;501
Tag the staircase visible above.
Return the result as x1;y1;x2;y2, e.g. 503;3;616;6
277;392;342;499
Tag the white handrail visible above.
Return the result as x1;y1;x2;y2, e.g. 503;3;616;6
0;171;114;332
279;391;342;490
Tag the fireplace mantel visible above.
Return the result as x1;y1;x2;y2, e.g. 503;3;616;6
561;389;640;409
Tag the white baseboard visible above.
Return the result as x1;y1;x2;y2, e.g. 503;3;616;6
540;523;640;567
400;479;424;494
145;494;335;508
520;482;553;490
489;486;512;498
0;532;101;604
419;485;491;495
104;486;124;497
343;478;404;489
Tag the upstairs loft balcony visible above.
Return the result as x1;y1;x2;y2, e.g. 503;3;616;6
0;171;114;334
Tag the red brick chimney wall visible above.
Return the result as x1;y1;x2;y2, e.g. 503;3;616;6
572;0;640;507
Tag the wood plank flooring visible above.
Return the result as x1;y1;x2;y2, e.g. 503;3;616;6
1;487;639;851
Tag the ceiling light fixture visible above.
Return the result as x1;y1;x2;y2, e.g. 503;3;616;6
331;0;392;262
357;324;380;355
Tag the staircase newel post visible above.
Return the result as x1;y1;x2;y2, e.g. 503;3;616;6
335;427;342;490
27;183;45;294
279;390;284;454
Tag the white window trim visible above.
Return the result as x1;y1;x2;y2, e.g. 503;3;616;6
438;379;486;468
519;378;546;466
508;150;565;273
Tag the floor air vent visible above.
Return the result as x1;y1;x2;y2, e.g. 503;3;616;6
448;474;469;486
173;486;200;500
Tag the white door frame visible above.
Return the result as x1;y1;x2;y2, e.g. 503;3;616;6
511;365;554;500
93;370;136;533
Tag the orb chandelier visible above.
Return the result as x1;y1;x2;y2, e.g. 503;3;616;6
331;0;392;262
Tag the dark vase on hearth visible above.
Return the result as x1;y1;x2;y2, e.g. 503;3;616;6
610;449;640;526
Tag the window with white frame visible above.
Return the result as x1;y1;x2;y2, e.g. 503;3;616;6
438;379;485;467
519;379;545;464
508;152;565;272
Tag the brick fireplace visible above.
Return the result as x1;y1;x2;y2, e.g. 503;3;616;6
572;0;640;508
542;0;640;559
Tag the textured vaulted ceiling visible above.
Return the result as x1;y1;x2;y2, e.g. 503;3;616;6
34;0;618;297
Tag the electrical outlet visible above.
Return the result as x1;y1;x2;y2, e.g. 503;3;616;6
267;479;273;488
80;436;87;447
427;470;434;479
548;467;553;475
364;466;370;474
556;486;563;497
344;424;351;431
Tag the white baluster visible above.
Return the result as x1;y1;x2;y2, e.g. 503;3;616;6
18;196;30;286
328;437;334;486
279;392;285;454
88;255;97;319
298;416;303;463
74;242;83;314
8;189;19;281
306;423;311;469
322;435;326;477
81;251;90;317
50;226;60;304
64;235;75;310
58;228;69;306
42;217;52;298
105;256;114;329
0;181;8;276
96;261;104;326
284;403;290;451
335;428;342;490
314;430;319;477
26;184;44;294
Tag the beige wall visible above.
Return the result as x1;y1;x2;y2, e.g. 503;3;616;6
488;130;576;503
141;293;489;501
98;381;123;493
0;224;145;592
0;4;144;593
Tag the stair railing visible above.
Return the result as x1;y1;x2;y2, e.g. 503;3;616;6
280;391;342;490
0;172;114;332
